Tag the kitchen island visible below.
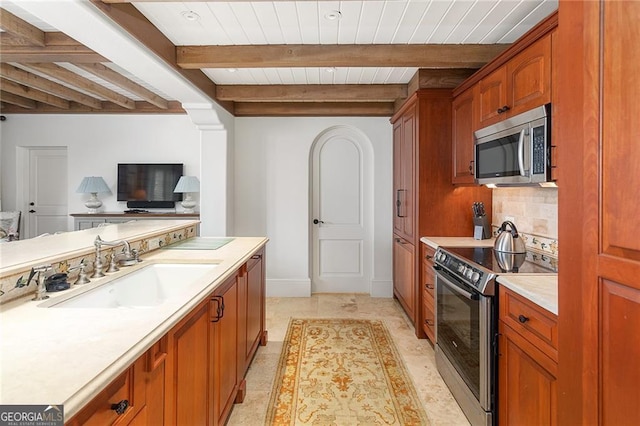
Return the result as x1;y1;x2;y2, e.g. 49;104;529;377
0;220;268;423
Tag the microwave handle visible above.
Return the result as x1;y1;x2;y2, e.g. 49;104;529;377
517;129;527;176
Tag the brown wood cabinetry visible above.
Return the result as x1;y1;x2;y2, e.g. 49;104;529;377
421;244;436;342
451;87;478;184
557;2;640;424
164;298;212;425
211;274;239;426
68;247;267;426
67;339;166;426
393;236;415;321
238;248;266;378
498;287;557;426
391;90;492;337
478;33;552;128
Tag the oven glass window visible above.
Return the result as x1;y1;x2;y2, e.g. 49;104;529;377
476;133;521;179
437;278;481;399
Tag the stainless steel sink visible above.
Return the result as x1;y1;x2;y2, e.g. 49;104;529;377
47;263;218;309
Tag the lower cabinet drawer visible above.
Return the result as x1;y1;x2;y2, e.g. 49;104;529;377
67;367;137;426
499;286;558;362
422;300;436;342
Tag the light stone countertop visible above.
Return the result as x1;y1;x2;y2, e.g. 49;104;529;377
0;226;268;420
419;236;496;250
497;275;558;315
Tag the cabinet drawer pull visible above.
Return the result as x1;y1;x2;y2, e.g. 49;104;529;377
111;399;129;415
425;284;434;290
425;254;433;260
518;314;529;323
251;254;262;259
211;296;225;322
424;319;434;327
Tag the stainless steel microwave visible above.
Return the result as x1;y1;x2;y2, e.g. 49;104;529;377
474;104;553;186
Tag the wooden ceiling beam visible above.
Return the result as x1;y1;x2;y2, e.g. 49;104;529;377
0;78;70;109
233;101;395;117
406;68;477;94
89;0;228;112
177;44;509;69
0;8;45;47
25;62;135;109
0;100;185;114
0;32;107;62
217;84;407;102
0;91;37;109
73;63;169;109
0;63;102;109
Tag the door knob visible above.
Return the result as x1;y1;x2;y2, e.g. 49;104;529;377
313;219;324;225
29;202;35;206
29;209;36;213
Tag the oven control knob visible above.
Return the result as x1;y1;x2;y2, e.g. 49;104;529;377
465;268;474;279
458;264;465;273
471;271;481;283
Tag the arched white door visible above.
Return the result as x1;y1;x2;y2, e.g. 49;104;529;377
311;126;372;294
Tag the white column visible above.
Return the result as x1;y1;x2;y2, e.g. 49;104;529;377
183;104;228;236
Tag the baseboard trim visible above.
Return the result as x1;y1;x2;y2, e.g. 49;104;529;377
370;279;393;298
266;279;312;297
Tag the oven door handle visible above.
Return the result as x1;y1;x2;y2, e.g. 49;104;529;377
434;266;479;301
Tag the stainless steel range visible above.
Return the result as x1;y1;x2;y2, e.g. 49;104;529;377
433;246;557;426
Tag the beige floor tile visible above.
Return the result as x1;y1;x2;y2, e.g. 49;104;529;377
228;295;469;426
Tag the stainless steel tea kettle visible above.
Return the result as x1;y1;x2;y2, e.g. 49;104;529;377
494;221;526;253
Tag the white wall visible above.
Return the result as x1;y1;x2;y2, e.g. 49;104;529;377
0;114;201;231
0;113;393;297
234;117;393;297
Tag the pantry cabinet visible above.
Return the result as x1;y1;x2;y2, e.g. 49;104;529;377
391;90;492;338
498;286;557;426
557;2;640;424
478;33;552;128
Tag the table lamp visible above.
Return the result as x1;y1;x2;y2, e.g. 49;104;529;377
173;176;200;213
76;176;111;213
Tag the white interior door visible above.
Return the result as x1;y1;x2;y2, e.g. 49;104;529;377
25;147;68;238
311;128;371;293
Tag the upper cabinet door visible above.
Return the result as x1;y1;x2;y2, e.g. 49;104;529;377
477;66;507;128
477;33;552;129
507;34;552;117
452;86;478;184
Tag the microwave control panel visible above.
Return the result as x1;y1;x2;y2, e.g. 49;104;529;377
532;125;546;175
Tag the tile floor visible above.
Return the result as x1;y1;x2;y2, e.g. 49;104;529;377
227;294;470;426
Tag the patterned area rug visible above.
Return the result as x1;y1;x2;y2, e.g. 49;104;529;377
265;318;430;425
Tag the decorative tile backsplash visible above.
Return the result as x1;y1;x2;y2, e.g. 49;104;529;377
492;187;558;256
0;225;197;304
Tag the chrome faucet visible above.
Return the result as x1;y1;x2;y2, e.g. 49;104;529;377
27;264;52;301
92;235;137;278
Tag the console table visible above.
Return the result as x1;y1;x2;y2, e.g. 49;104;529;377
70;213;200;232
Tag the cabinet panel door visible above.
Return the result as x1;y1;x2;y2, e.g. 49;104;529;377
400;108;416;240
212;276;239;425
165;300;211;426
452;87;477;184
393;236;415;322
393;121;404;235
507;34;552;116
245;252;264;366
499;322;557;426
478;67;507;127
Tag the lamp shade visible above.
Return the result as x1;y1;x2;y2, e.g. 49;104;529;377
173;176;200;193
76;176;111;194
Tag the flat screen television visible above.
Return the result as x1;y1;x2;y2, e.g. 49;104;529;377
117;163;183;209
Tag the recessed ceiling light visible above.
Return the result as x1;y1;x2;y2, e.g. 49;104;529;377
227;68;238;73
181;11;200;21
324;67;337;73
324;10;342;21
